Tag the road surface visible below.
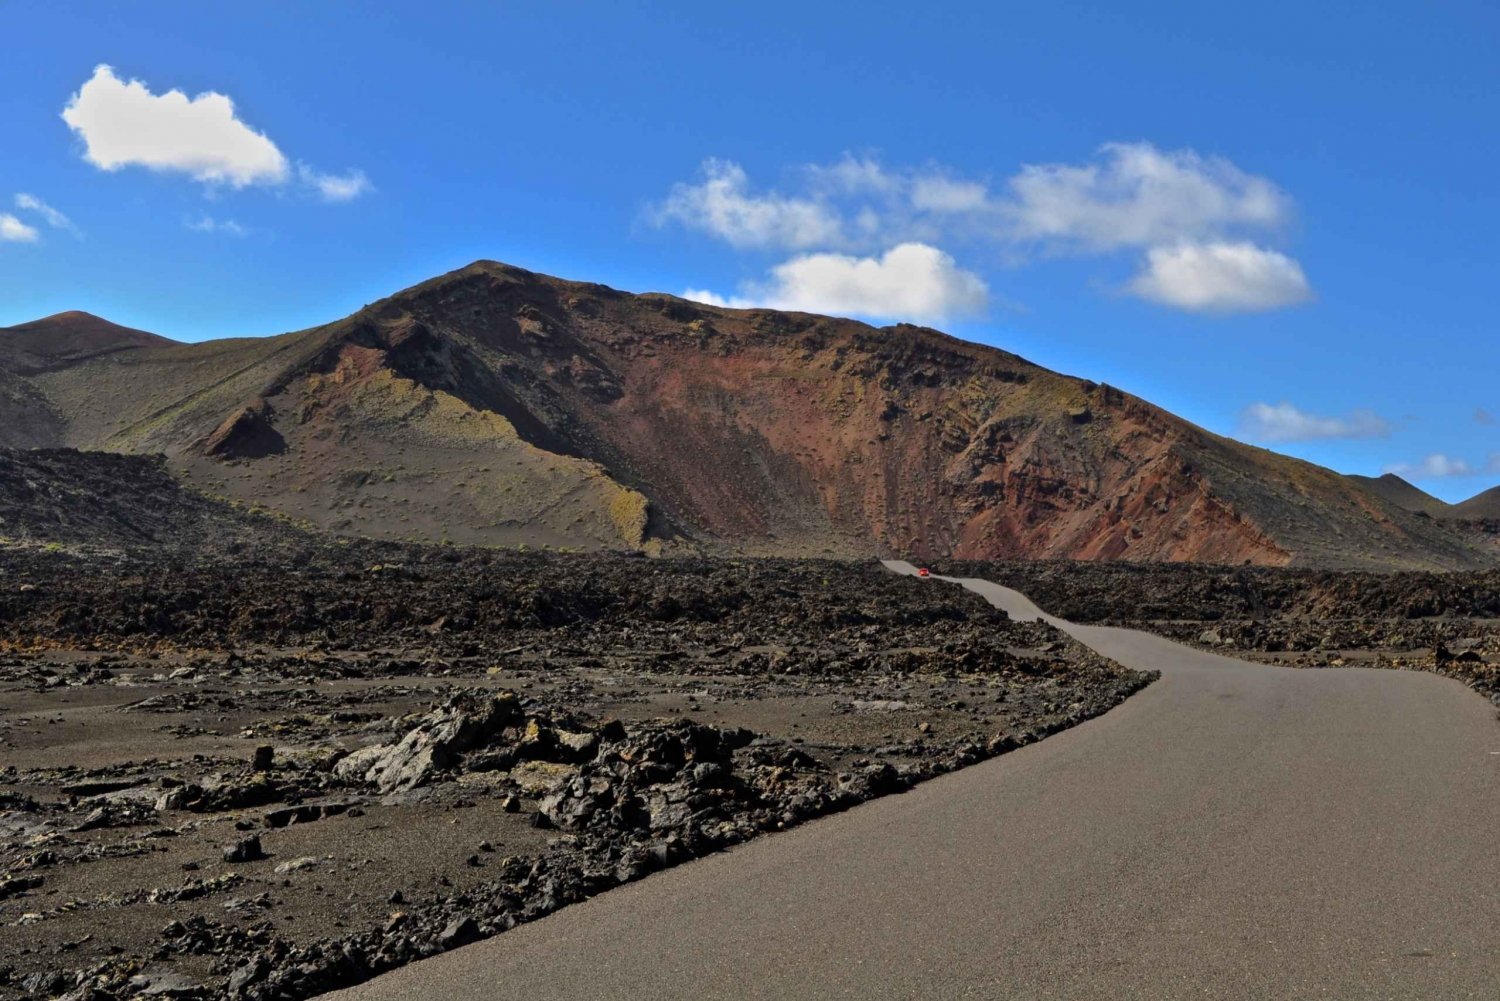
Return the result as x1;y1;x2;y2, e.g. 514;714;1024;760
331;562;1500;1000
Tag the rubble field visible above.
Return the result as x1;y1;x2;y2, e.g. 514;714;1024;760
0;546;1151;1000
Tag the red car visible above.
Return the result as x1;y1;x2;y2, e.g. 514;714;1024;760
917;568;931;578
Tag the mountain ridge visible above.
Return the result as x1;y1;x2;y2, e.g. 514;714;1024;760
2;259;1494;569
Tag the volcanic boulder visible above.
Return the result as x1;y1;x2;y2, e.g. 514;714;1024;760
335;691;521;793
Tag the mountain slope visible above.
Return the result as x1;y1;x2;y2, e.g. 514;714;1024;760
1452;485;1500;520
0;447;307;554
1346;473;1452;517
4;261;1494;568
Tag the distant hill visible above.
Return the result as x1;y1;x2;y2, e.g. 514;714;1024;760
0;312;177;448
1346;473;1452;517
0;311;176;374
1453;485;1500;520
1;261;1494;569
1344;472;1500;526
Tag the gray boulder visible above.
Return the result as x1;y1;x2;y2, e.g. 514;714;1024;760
336;692;520;793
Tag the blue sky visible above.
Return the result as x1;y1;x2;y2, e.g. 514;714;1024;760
2;1;1497;501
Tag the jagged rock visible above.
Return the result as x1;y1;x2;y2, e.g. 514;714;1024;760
437;916;480;950
227;955;270;993
222;835;265;863
0;874;43;899
128;970;206;998
335;692;521;793
263;800;355;828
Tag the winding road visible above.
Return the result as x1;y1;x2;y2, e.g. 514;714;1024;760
331;562;1500;1000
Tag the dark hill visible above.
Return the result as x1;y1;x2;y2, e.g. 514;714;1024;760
1452;484;1500;520
1;311;176;374
1346;473;1452;517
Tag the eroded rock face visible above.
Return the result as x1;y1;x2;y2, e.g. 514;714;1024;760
334;692;521;793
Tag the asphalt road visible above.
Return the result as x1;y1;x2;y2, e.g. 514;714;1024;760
330;562;1500;1000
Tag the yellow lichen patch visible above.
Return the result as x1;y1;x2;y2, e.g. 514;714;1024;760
607;487;651;547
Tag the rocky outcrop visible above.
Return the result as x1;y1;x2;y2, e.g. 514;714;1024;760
334;692;522;793
198;400;285;459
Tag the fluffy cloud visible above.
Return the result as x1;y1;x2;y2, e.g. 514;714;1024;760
1239;402;1390;443
15;193;76;233
654;159;843;249
186;216;247;236
62;65;289;187
1383;454;1476;479
1128;242;1312;312
0;214;40;243
1000;143;1290;250
59;65;369;202
299;165;372;203
657;144;1309;316
684;242;988;323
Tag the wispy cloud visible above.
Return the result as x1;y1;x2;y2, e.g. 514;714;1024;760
1383;454;1476;479
1238;401;1390;443
0;214;40;243
655;143;1310;318
186;215;248;237
655;159;844;250
299;165;372;203
14;193;79;236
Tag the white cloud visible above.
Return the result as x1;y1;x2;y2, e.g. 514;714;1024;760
803;154;900;197
299;165;372;202
15;193;76;234
655;159;844;249
1384;454;1476;479
0;214;40;243
683;242;988;323
62;65;289;187
1239;401;1390;443
910;175;988;213
59;65;369;204
1127;241;1312;312
186;216;247;236
1001;142;1291;250
658;144;1310;316
659;145;1293;253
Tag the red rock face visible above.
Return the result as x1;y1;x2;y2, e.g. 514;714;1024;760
340;262;1480;568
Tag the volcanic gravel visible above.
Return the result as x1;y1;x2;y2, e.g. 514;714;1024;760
0;547;1151;1000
